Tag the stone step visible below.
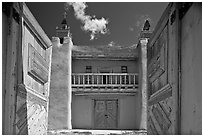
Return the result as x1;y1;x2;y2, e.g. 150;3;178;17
48;129;147;135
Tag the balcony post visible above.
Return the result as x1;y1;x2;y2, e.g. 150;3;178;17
73;75;75;85
106;75;108;85
110;75;112;85
119;75;122;89
78;75;80;85
87;75;89;84
115;75;117;84
92;74;94;85
97;75;99;85
82;75;85;85
129;75;131;84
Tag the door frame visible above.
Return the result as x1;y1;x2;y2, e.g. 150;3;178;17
93;98;119;130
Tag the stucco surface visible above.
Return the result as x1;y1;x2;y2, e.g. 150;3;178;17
48;45;69;130
72;59;138;73
72;95;141;130
180;3;202;134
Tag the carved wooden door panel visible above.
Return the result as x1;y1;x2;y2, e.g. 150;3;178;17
106;100;118;129
147;4;180;135
15;11;52;135
94;100;118;129
95;100;106;129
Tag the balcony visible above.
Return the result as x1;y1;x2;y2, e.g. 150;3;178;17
72;73;139;94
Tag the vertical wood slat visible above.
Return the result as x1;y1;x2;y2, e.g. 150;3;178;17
125;75;126;84
82;75;84;85
73;75;75;85
110;75;112;84
92;74;94;85
134;75;136;85
87;75;89;84
116;75;117;84
120;75;122;85
102;75;103;84
97;75;99;85
78;75;80;85
129;75;131;84
106;75;107;85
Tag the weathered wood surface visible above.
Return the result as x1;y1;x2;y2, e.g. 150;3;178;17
2;3;20;134
147;3;177;135
15;15;52;134
2;2;52;135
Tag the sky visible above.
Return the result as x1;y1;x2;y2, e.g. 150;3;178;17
26;2;168;48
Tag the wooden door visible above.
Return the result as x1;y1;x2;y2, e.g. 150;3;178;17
147;3;179;135
94;100;118;129
15;4;52;135
2;3;52;135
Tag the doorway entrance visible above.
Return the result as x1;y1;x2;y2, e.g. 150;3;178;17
94;99;118;129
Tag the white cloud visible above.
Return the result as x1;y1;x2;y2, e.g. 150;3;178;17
65;2;109;40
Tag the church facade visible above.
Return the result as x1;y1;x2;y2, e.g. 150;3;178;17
48;14;146;130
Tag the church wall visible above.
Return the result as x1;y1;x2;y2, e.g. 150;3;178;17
72;96;93;129
118;95;141;129
72;94;141;130
72;59;138;73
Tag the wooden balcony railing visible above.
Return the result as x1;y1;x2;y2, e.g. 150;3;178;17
72;73;138;89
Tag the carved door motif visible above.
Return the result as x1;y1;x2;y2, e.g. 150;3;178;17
94;100;118;129
147;4;182;134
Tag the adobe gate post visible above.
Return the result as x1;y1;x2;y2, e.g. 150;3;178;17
50;35;73;130
64;36;73;130
138;20;151;130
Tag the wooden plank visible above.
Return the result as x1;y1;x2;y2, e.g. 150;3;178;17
28;43;49;84
4;8;20;134
167;3;180;134
152;104;171;134
149;107;163;134
148;116;158;134
148;84;172;106
148;3;172;47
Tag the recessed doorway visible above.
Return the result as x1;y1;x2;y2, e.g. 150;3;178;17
94;99;118;129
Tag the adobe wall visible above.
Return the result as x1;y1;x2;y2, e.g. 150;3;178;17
48;44;69;130
72;94;141;129
72;59;138;73
180;3;202;134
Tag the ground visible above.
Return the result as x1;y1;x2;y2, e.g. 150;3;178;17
48;129;147;135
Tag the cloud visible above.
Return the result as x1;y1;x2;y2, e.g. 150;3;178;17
65;2;109;40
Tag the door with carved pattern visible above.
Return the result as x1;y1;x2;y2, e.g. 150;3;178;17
146;3;183;135
94;100;118;129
